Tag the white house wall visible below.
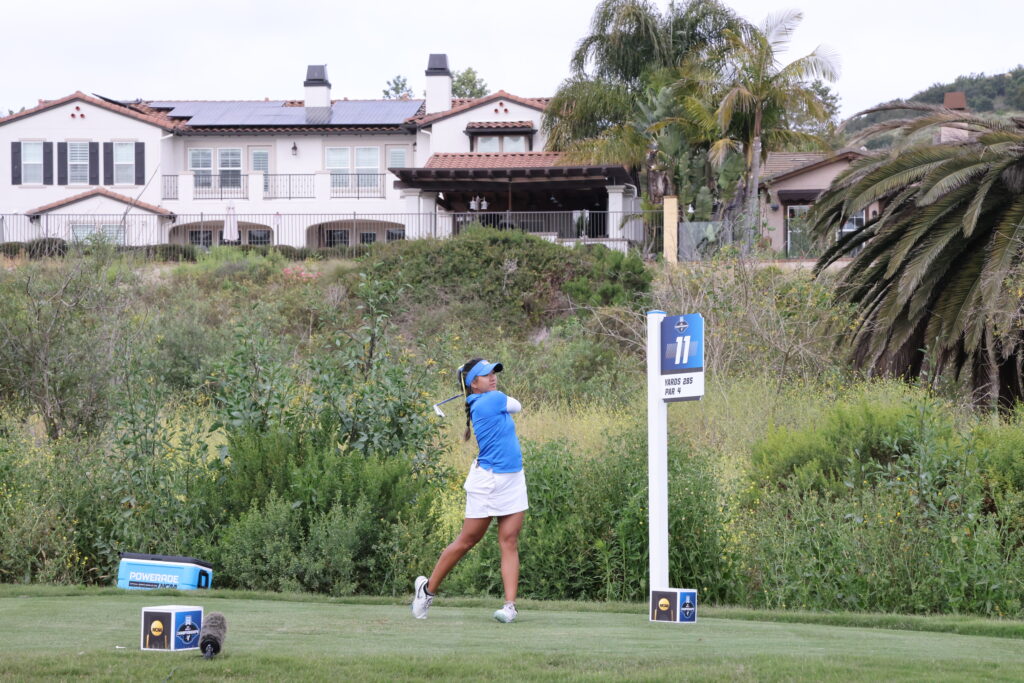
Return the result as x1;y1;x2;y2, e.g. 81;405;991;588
424;100;548;155
0;100;164;213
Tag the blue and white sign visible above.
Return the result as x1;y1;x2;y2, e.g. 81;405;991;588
657;314;704;402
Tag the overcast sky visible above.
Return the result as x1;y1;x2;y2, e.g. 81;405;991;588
3;0;1022;120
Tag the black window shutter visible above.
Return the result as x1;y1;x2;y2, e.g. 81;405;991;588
103;142;113;185
43;142;53;184
134;142;145;185
88;142;99;185
57;143;68;185
10;142;21;185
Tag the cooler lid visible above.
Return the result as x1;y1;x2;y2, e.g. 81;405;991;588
119;552;213;569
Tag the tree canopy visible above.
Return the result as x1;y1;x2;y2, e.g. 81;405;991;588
452;68;488;99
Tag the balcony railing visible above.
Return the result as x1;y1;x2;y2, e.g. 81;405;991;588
330;173;386;199
193;173;248;200
162;175;178;200
452;211;623;239
264;174;315;199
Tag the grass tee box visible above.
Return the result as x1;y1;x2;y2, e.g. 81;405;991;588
117;553;213;590
140;605;203;651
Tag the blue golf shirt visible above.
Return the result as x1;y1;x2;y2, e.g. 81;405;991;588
467;390;522;473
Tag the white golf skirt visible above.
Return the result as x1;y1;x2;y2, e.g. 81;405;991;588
463;460;529;519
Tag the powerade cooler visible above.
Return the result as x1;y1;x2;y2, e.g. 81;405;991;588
117;553;213;591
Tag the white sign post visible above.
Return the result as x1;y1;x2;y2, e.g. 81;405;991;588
646;311;705;596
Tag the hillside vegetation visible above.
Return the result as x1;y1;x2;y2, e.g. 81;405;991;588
844;66;1024;148
2;231;1024;617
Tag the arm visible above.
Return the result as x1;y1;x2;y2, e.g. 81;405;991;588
505;396;522;414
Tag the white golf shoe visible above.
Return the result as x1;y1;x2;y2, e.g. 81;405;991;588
493;602;517;623
411;576;433;619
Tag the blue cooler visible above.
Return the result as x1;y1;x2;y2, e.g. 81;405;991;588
117;553;213;590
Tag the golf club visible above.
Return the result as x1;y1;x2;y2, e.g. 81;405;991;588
432;394;462;417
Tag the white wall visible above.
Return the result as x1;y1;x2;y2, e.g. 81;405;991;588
0;99;165;213
422;99;548;156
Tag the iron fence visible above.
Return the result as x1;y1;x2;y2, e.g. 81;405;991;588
451;210;657;241
193;173;248;200
0;211;658;255
162;175;178;200
264;174;315;199
330;173;386;199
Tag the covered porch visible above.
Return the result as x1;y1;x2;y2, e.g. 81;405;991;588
391;160;643;241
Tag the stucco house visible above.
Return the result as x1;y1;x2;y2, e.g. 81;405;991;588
758;148;878;256
0;55;644;251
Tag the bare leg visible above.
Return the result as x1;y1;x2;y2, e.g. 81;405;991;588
427;516;492;594
497;511;524;603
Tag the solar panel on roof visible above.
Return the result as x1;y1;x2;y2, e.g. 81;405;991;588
143;99;423;127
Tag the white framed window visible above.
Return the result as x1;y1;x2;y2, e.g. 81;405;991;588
387;146;408;170
386;228;405;242
248;229;272;246
188;230;213;247
68;142;89;184
504;135;527;153
218;148;241;188
326;146;351;190
477;136;500;153
70;224;125;245
360;232;377;245
250;148;270;191
189;149;213;187
113;142;135;184
325;229;349;247
840;209;866;236
355;147;379;189
21;141;44;184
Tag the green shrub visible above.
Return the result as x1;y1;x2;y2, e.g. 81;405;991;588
733;483;1024;616
373;227;649;330
564;246;652;307
217;493;303;592
0;242;26;258
273;244;300;260
147;243;198;262
749;397;927;495
25;238;67;258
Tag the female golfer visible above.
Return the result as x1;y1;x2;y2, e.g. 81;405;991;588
412;358;527;623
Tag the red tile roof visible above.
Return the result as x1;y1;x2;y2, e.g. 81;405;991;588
0;92;180;131
410;91;549;126
466;120;536;130
25;188;172;216
425;152;565;169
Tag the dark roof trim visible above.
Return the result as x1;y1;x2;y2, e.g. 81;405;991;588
776;189;823;202
464;126;537;135
390;165;632;187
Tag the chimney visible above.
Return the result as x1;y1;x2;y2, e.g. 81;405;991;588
424;54;452;115
943;91;967;111
304;65;331;108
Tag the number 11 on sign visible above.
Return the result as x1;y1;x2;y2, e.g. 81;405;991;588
674;336;691;365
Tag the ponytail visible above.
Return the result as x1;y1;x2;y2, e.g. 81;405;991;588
458;358;484;442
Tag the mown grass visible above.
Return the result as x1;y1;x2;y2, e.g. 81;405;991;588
2;587;1024;681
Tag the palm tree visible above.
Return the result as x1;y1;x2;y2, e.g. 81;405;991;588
543;0;745;158
710;10;839;245
807;105;1024;405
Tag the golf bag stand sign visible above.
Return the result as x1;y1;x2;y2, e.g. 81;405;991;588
141;605;204;651
649;589;698;623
